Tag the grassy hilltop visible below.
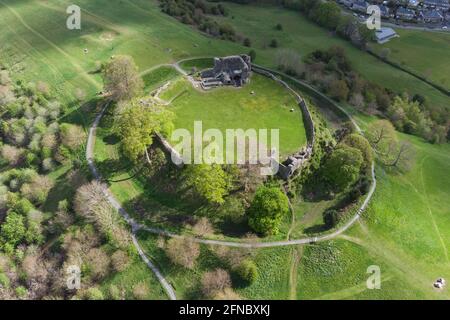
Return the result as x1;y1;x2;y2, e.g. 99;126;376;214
0;0;449;300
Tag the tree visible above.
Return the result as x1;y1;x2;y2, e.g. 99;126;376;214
114;100;174;162
192;217;214;237
384;140;415;171
74;181;131;248
341;133;373;167
269;39;278;48
310;2;341;30
184;164;230;204
323;145;363;192
111;250;130;272
275;49;304;76
1;145;23;167
20;174;54;205
328;79;349;101
133;282;150;300
243;38;251;47
235;260;258;285
247;185;289;235
366;119;396;151
165;238;200;269
59;123;85;150
85;287;104;300
275;23;283;31
0;212;26;249
102;55;143;101
201;268;231;298
323;209;339;228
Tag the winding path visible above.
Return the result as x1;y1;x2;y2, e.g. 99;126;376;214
86;103;177;300
86;59;377;299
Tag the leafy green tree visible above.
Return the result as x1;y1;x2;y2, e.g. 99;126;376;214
235;260;258;285
0;212;26;248
103;55;143;101
323;145;363;192
328;79;349;102
248;185;289;235
310;2;341;30
341;133;373;167
323;209;339;228
114;100;174;162
184;164;231;204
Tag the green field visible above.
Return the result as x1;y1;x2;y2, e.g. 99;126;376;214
213;3;450;112
371;29;450;90
163;74;307;158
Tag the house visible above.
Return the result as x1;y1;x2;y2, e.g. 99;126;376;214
351;0;369;12
396;7;416;20
338;0;354;8
407;0;420;8
423;0;450;10
375;27;399;43
421;9;444;22
200;55;251;89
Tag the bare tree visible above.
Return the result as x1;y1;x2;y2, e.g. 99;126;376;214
366;119;396;150
201;268;232;298
165;238;200;269
103;55;143;101
384;140;415;171
192;217;214;237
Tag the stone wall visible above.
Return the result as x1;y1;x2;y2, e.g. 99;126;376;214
252;66;316;180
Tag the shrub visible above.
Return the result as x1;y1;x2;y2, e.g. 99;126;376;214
269;39;278;48
15;286;28;298
235;260;258;285
243;38;251;47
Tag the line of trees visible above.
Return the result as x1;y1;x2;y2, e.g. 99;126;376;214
160;0;239;41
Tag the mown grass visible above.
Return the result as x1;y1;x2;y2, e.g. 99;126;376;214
165;73;307;158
